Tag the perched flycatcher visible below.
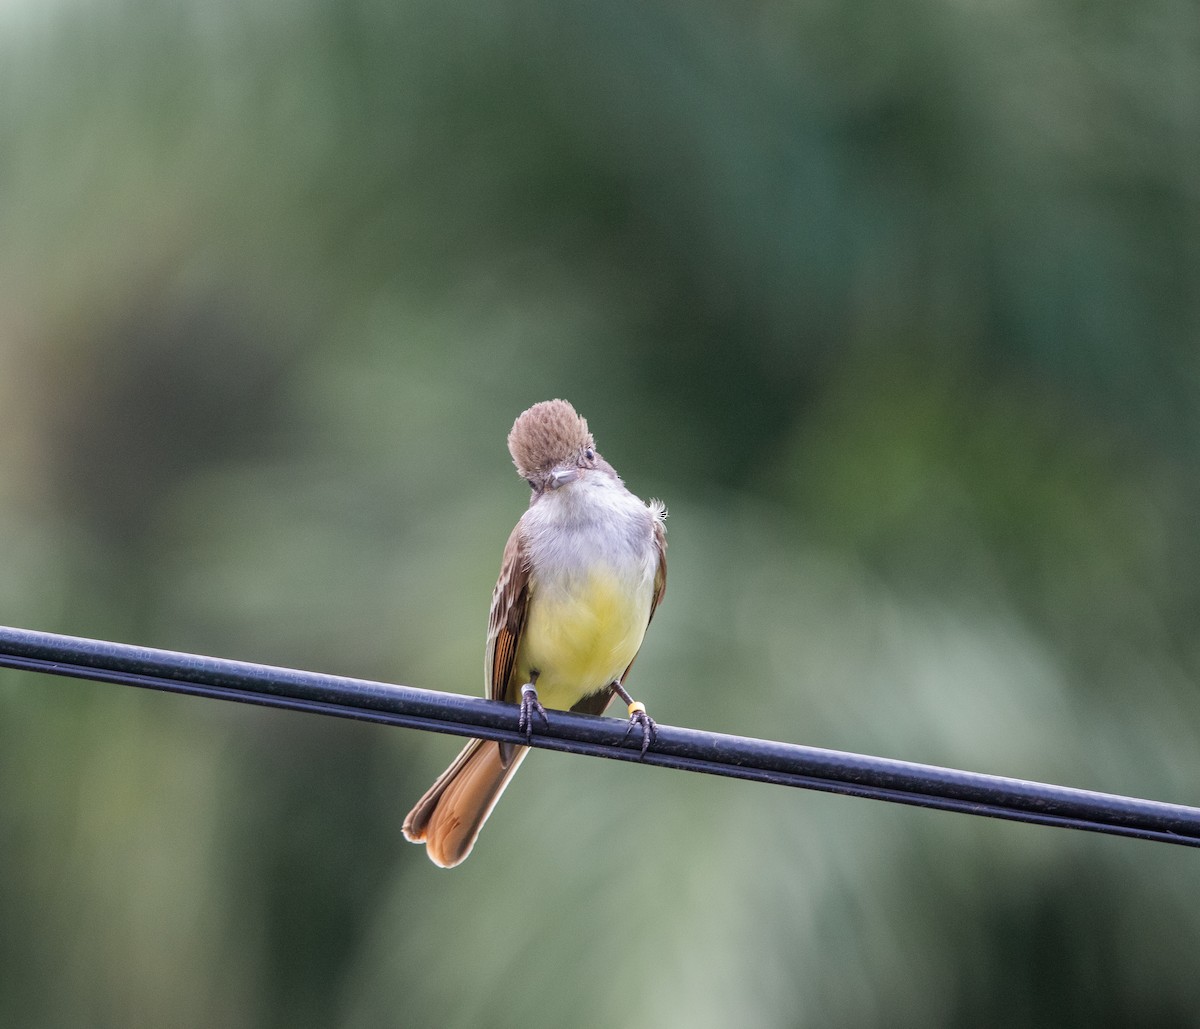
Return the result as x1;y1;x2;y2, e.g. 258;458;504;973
402;399;667;867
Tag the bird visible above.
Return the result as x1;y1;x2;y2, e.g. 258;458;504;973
402;399;667;867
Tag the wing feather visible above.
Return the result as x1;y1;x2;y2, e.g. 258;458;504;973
485;523;531;767
485;523;530;702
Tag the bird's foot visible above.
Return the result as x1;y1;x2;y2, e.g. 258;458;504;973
612;681;657;758
518;682;549;741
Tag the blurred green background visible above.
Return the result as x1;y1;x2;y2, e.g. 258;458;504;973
2;0;1199;1025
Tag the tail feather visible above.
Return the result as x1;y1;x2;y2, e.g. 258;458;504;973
402;739;529;867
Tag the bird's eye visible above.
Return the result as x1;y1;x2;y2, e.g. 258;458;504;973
584;448;595;462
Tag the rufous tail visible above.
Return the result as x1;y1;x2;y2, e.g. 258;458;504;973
402;739;529;867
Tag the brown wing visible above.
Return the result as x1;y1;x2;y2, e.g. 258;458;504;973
485;523;532;767
647;514;668;624
571;510;668;717
485;523;531;703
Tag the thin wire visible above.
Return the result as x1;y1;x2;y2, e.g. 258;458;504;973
1;624;1198;848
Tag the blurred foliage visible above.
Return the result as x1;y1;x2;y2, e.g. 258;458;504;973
2;0;1200;1025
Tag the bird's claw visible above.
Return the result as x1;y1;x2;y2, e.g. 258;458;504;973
622;702;658;758
518;683;549;741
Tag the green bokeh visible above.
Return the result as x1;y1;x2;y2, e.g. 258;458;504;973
2;0;1199;1026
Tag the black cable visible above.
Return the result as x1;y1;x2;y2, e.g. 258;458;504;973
1;624;1198;848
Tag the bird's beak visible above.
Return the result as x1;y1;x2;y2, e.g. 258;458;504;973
548;466;580;489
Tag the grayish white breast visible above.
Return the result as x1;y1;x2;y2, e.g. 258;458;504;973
521;470;660;593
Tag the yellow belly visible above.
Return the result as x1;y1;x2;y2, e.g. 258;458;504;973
514;566;651;711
